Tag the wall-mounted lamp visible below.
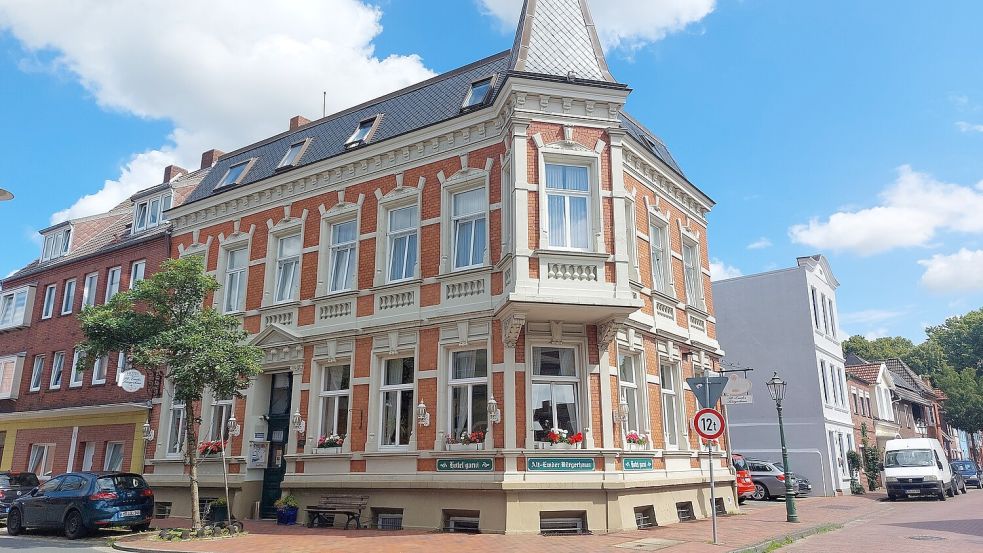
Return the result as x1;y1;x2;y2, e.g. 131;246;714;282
618;399;630;424
227;414;242;438
142;422;155;442
416;402;431;427
487;396;502;424
292;410;306;434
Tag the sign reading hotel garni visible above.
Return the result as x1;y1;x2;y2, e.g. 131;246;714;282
622;457;654;471
526;457;595;471
436;458;494;472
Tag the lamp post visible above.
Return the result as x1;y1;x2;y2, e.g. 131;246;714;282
766;372;798;523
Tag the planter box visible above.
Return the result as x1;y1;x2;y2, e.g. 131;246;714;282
313;447;343;454
625;443;647;451
445;443;485;452
541;442;578;450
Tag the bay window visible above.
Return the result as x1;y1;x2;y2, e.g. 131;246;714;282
682;242;705;310
387;206;418;282
274;234;301;303
649;222;671;295
380;357;414;447
224;248;248;313
0;287;29;329
319;365;350;440
452;188;487;269
618;353;641;435
545;164;590;250
531;346;579;443
660;362;683;449
329;221;357;292
448;349;488;440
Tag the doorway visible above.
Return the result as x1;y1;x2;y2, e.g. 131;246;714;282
259;372;292;518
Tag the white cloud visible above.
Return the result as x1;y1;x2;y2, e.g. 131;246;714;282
0;0;434;224
477;0;715;51
956;121;983;133
746;237;772;250
788;165;983;255
709;258;742;281
839;309;905;325
918;248;983;292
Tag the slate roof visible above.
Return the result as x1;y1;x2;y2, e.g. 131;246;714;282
845;363;882;385
510;0;613;82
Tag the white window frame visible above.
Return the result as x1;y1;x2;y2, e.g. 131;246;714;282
217;159;256;188
625;196;640;281
103;442;125;471
41;227;72;262
91;355;108;385
810;287;820;330
223;247;248;313
105;267;121;301
346;116;380;147
274;234;302;303
328;220;357;293
648;213;672;296
61;279;76;315
82;272;99;308
379;356;415;448
447;349;490;440
277;139;311;169
820;293;830;334
49;351;65;389
681;240;706;311
129;260;146;289
166;400;187;458
41;284;57;319
132;192;174;234
618;351;647;444
0;287;30;329
660;361;685;450
544;163;592;251
450;187;488;271
27;444;55;478
462;76;493;109
69;349;84;388
319;364;351;440
827;297;837;337
820;360;830;404
209;396;234;442
530;345;582;444
81;442;96;471
0;355;19;399
386;205;419;284
116;352;129;383
30;355;44;392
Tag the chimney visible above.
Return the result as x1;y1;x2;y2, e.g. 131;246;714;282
289;115;311;130
162;164;187;183
200;149;225;170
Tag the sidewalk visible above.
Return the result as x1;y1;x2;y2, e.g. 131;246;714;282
113;493;891;553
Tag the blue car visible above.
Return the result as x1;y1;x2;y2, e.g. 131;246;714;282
6;471;154;539
951;460;982;489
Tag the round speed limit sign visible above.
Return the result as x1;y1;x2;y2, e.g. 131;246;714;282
693;408;725;440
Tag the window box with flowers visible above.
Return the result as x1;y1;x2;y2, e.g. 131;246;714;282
445;430;485;451
313;434;345;454
624;432;648;451
197;440;224;458
539;428;583;450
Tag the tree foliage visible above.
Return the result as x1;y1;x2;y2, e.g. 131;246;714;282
76;256;262;529
927;308;983;375
841;335;945;375
859;423;881;491
934;366;983;435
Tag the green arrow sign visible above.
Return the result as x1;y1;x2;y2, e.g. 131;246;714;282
623;457;654;471
526;457;595;471
436;458;494;472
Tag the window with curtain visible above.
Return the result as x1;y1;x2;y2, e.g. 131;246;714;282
224;247;248;313
274;234;301;302
545;164;590;250
531;346;579;442
387;206;418;282
27;444;55;477
167;401;187;457
650;223;670;295
104;442;124;471
682;243;704;310
380;357;414;447
0;356;15;398
320;365;350;439
329;221;357;292
210;397;233;442
618;353;641;436
660;362;682;449
91;355;108;385
448;349;488;440
452;188;487;269
50;351;65;389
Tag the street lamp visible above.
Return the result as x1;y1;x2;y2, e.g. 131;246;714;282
766;372;798;523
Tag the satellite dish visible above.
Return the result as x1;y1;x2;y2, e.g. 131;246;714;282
0;188;13;201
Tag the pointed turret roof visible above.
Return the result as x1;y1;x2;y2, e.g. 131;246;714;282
510;0;614;82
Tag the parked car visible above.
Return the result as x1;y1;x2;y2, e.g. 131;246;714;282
883;438;956;501
951;469;969;495
774;463;813;495
6;472;154;539
951;460;982;489
732;454;755;504
0;472;41;521
746;459;798;500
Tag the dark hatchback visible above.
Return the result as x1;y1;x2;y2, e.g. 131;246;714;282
951;460;982;489
0;472;41;520
6;472;154;539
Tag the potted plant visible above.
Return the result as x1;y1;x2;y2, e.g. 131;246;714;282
544;428;583;449
197;440;224;457
447;430;485;451
207;497;229;523
274;495;300;525
625;432;647;451
315;434;344;453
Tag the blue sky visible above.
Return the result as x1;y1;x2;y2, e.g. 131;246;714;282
1;0;981;342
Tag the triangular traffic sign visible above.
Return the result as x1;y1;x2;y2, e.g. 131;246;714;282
686;376;729;409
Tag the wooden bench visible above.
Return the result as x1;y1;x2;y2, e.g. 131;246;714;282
305;495;369;529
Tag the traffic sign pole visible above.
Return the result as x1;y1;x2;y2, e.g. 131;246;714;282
706;374;716;545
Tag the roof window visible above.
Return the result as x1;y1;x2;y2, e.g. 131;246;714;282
277;139;309;169
462;77;493;109
218;160;253;187
346;117;378;148
41;227;72;262
133;192;173;235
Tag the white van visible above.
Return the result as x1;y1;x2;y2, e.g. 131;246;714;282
883;438;955;501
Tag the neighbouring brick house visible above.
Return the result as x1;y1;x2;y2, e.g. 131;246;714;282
0;166;207;478
148;0;728;533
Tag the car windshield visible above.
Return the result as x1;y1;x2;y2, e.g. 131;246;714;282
733;457;749;471
0;473;40;487
884;449;934;468
96;475;148;492
952;461;977;472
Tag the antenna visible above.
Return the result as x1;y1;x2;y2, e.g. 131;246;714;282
322;91;326;118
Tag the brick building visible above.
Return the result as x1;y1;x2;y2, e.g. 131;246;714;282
147;0;729;534
0;166;206;477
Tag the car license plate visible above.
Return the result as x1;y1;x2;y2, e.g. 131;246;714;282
121;510;142;517
906;489;920;494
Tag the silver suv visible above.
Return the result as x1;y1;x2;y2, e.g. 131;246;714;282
746;459;799;500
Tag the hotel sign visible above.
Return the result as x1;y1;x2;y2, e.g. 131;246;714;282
436;458;494;472
526;457;595;472
623;457;654;471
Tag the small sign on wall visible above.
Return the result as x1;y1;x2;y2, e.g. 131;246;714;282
247;441;269;469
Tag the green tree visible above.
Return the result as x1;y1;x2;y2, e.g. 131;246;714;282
935;366;983;463
859;423;881;491
904;339;947;375
842;335;915;363
75;257;262;530
927;308;983;375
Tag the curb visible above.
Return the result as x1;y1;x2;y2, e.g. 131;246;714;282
728;523;840;553
111;535;198;553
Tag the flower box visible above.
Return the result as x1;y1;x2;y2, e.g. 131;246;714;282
446;443;485;452
541;442;577;450
625;443;647;452
313;447;343;455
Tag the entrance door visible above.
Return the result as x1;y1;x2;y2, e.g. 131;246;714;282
260;372;292;518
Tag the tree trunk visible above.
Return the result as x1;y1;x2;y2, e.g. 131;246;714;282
184;401;202;530
971;432;980;466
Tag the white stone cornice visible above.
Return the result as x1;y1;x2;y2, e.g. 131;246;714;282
623;144;712;222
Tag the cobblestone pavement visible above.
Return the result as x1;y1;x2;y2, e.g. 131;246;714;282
785;487;983;552
111;494;898;553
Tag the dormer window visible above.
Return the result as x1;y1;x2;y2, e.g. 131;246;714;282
462;77;493;109
277;139;310;169
41;227;72;262
218;160;253;187
133;192;173;234
346;117;378;148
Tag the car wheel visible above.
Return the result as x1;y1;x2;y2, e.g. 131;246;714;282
939;488;947;501
64;510;88;540
947;483;955;497
751;483;769;501
738;496;746;505
6;508;24;536
961;482;968;494
887;493;897;501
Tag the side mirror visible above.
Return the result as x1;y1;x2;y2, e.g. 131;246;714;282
937;461;944;470
29;487;40;497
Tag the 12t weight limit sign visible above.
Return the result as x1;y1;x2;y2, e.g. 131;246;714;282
694;408;725;440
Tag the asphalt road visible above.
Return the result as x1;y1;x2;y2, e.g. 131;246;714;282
0;527;125;552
